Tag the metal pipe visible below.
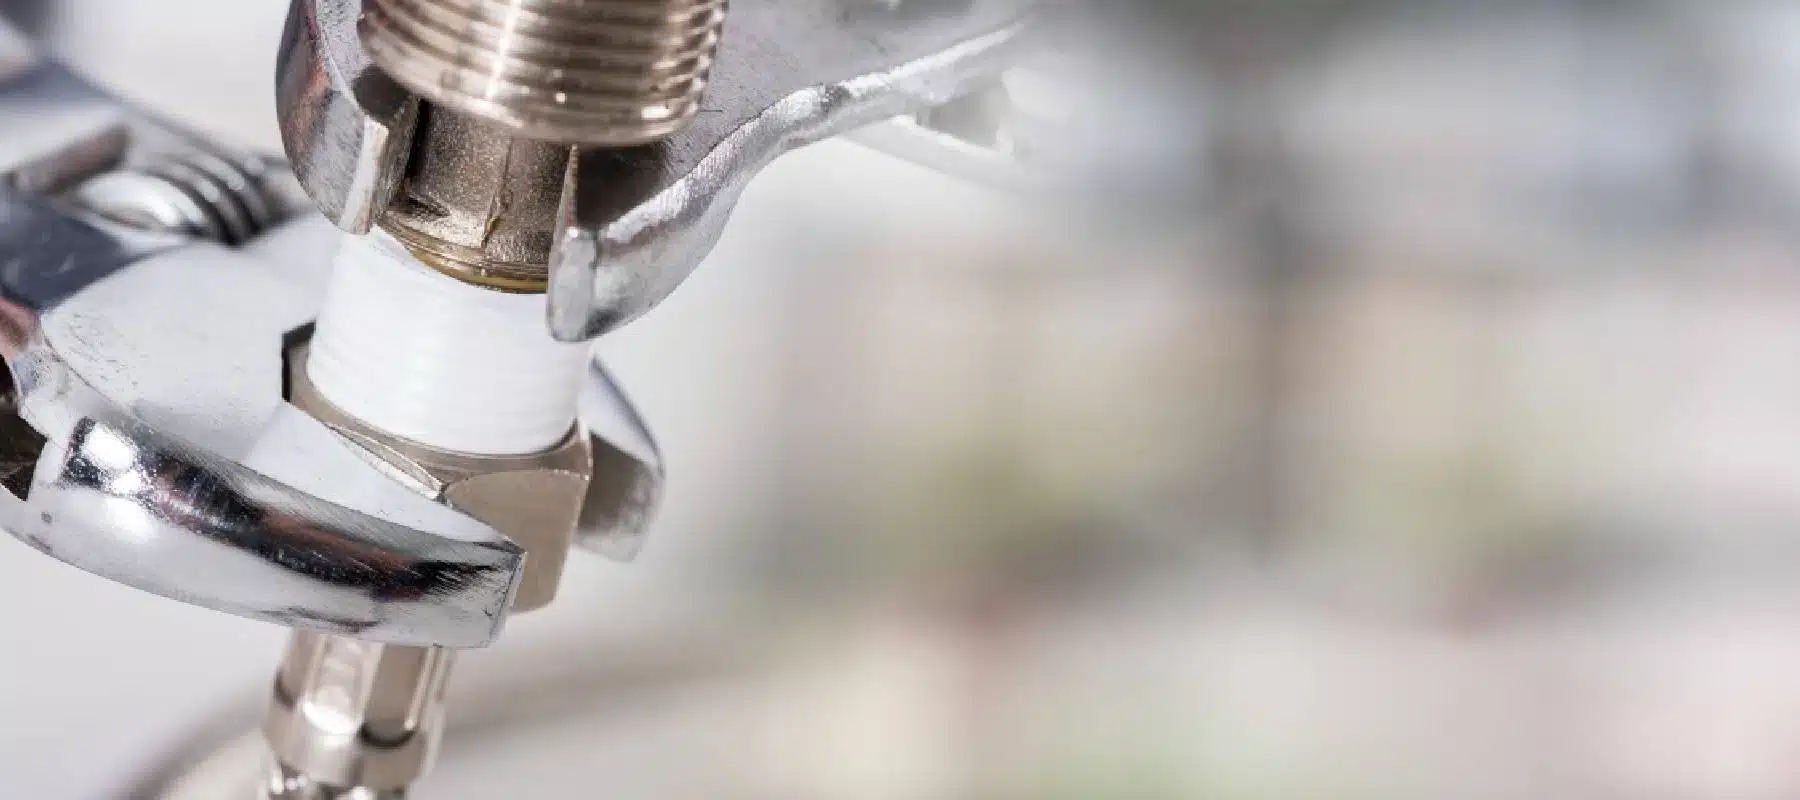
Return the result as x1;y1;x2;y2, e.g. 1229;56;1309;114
360;0;728;146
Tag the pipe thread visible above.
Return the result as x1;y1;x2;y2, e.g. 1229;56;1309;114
361;0;727;145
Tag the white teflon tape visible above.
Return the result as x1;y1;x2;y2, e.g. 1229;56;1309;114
307;231;586;456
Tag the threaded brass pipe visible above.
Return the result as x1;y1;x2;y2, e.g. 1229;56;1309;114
361;0;727;146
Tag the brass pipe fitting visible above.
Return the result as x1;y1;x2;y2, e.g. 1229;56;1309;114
360;0;727;146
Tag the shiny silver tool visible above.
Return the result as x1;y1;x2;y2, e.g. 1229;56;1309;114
0;0;1034;796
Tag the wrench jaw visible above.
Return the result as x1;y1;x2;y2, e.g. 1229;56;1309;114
0;216;670;648
0;0;1041;793
548;1;1038;341
0;234;527;649
275;0;418;236
274;0;1038;342
13;409;525;647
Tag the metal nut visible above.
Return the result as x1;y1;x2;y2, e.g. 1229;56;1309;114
288;345;587;613
376;106;575;292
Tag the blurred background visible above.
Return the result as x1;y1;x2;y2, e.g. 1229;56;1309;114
16;0;1800;797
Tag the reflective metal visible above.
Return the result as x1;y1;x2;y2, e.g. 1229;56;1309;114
70;152;284;245
265;303;660;799
277;0;1035;340
376;107;575;291
4;16;673;797
546;0;1036;340
0;19;666;647
267;764;403;800
275;0;419;234
575;356;663;561
289;350;662;609
263;342;667;799
301;343;663;565
0;211;523;647
361;0;728;146
0;204;667;646
265;632;452;794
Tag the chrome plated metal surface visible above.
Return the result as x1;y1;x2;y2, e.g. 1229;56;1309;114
265;632;452;794
4;14;676;797
0;221;523;647
268;766;404;800
0;208;666;646
0;20;667;648
0;21;521;647
575;355;663;561
263;268;661;798
1;13;306;216
290;348;663;606
361;0;728;146
277;0;1036;340
264;307;662;799
70;153;285;244
276;0;419;235
546;0;1036;339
